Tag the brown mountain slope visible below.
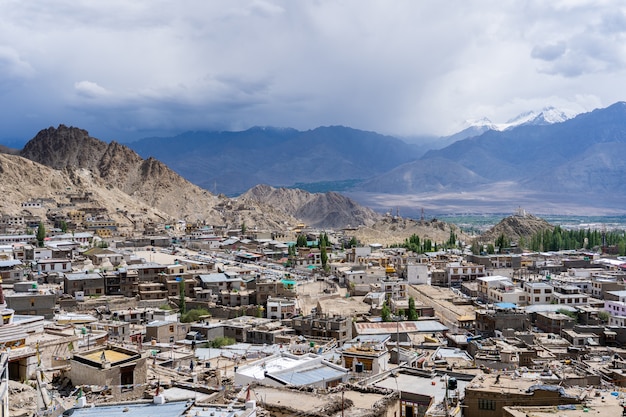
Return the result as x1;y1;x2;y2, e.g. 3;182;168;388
0;152;169;224
479;212;554;243
17;125;297;230
351;215;468;246
240;184;382;229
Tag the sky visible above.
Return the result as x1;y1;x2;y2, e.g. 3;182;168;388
1;1;626;144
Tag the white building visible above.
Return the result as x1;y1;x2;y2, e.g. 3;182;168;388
234;352;348;389
524;281;554;305
266;297;297;320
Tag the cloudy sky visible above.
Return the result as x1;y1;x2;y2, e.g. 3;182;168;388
1;1;625;143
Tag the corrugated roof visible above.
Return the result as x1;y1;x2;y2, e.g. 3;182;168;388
354;320;448;335
65;400;189;417
273;364;346;386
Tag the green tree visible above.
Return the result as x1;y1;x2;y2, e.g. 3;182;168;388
348;236;358;248
597;310;610;323
495;234;510;252
60;221;68;233
181;308;211;323
178;279;186;314
381;302;391;322
471;240;481;255
486;243;495;254
210;336;235;348
320;244;328;270
408;297;419;321
297;234;308;247
447;229;457;248
241;221;247;235
36;222;46;247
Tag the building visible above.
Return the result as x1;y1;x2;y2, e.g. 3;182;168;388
70;345;147;400
145;321;190;344
524;281;553;305
341;335;390;374
463;374;580;417
5;281;56;319
290;313;351;345
234;352;348;389
475;307;527;337
266;297;297;320
64;272;105;297
535;311;576;334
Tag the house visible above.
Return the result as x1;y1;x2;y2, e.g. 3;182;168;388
234;352;348;389
34;258;72;274
341;334;390;374
524;281;554;305
290;313;352;345
70;345;147;400
266;297;297;320
5;281;56;319
145;321;190;344
64;272;105;297
463;373;580;417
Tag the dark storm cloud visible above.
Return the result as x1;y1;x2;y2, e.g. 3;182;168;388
0;1;624;141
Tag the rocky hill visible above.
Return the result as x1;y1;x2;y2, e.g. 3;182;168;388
15;125;297;231
239;184;382;229
479;211;554;243
127;126;422;195
350;215;469;246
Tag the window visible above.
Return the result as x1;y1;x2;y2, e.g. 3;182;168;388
535;297;540;302
478;398;496;410
169;325;174;332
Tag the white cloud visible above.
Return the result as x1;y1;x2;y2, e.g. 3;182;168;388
74;81;109;98
0;1;625;141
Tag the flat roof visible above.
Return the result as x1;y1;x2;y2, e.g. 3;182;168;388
354;320;448;335
375;371;468;402
82;349;132;364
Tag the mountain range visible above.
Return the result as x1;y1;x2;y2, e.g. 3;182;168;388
122;102;626;215
128;126;422;196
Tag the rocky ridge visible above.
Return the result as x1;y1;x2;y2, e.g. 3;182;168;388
240;184;382;229
13;125;298;231
479;211;554;243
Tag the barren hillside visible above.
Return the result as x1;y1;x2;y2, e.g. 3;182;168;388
240;184;382;229
350;215;469;246
479;212;554;243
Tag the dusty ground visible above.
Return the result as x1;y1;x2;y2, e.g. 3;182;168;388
296;281;371;318
8;381;38;417
251;385;334;413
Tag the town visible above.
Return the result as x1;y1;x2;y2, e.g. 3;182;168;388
0;203;625;417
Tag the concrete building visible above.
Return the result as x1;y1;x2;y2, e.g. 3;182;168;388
234;352;348;389
70;345;147;400
266;297;297;320
145;321;190;344
463;374;580;417
290;313;351;345
5;281;56;318
524;281;553;305
64;272;105;297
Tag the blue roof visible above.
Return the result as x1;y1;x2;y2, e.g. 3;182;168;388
495;302;517;309
64;401;189;417
273;364;346;386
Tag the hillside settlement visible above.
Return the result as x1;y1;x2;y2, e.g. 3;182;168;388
0;205;625;417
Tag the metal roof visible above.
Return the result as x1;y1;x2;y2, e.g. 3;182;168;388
354;320;448;335
64;400;189;417
273;363;347;386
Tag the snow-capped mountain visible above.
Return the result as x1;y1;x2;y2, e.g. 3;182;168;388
463;107;578;133
499;107;577;129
